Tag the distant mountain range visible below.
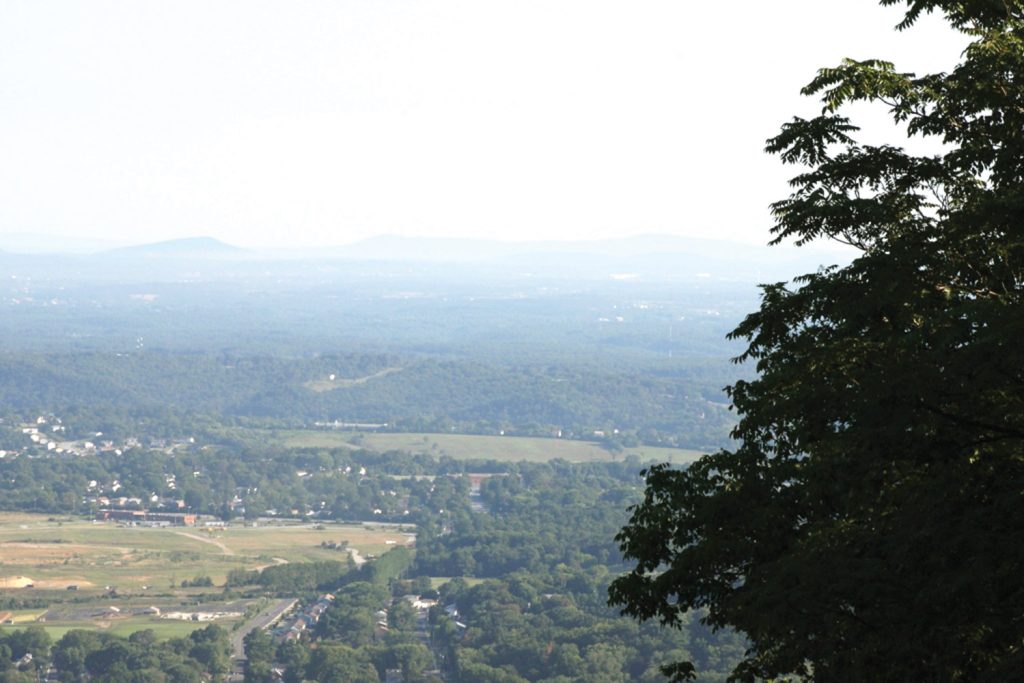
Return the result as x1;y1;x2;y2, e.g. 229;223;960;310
105;236;244;258
0;233;853;281
0;233;127;254
315;233;853;279
315;233;840;260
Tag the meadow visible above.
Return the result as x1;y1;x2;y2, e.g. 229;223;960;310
0;513;409;591
258;429;705;464
0;513;411;640
0;613;223;641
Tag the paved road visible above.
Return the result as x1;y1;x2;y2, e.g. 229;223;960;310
228;598;297;679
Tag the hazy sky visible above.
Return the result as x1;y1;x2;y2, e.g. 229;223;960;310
1;1;967;249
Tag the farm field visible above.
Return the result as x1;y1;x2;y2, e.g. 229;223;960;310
252;429;706;464
0;514;411;639
0;514;410;591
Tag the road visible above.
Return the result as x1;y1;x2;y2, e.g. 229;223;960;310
174;530;235;555
252;556;289;571
228;598;297;680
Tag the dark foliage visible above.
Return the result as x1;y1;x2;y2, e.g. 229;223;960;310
611;1;1024;680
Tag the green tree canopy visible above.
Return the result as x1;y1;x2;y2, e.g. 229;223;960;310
610;1;1024;680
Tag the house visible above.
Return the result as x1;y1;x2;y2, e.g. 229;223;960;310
403;594;437;610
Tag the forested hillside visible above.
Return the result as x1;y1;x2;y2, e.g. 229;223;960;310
0;352;734;450
0;257;756;450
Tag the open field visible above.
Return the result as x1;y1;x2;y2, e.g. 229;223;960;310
1;616;223;641
430;576;485;589
619;444;708;463
253;429;706;464
0;515;410;591
0;594;265;641
0;515;410;639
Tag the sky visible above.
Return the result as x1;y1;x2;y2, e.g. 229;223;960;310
0;0;969;249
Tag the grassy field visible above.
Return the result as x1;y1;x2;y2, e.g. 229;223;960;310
430;576;484;589
0;515;410;591
1;616;218;641
0;591;260;641
256;430;705;464
0;514;412;639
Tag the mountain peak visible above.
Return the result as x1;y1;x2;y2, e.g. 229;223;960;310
106;237;243;257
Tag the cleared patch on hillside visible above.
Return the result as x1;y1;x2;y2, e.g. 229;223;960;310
303;367;403;393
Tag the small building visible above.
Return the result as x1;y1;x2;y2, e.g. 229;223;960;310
95;510;196;526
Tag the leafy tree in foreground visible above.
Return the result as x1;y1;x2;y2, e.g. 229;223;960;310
610;1;1024;680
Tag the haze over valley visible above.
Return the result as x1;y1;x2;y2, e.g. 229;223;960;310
0;232;799;681
0;233;831;452
0;0;1001;679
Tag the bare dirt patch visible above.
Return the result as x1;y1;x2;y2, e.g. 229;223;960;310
33;577;95;589
0;541;130;569
0;576;34;588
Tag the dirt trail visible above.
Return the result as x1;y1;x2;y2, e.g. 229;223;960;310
174;531;235;555
252;557;289;571
337;366;403;386
305;366;403;392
